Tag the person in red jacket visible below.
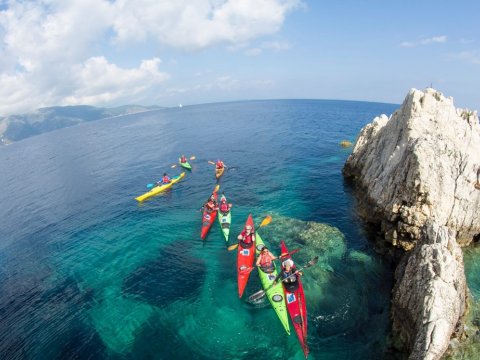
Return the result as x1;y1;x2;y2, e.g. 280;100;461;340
237;224;255;247
180;155;187;163
219;195;232;214
157;173;171;186
256;246;277;273
215;159;224;169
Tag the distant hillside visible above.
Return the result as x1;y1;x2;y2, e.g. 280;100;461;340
0;105;163;145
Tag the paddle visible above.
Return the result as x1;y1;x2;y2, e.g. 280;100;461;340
227;215;272;251
146;183;154;188
248;256;319;302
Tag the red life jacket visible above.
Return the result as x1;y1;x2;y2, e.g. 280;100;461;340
162;176;170;183
242;230;254;243
181;156;186;163
259;253;272;267
216;161;223;169
220;202;229;212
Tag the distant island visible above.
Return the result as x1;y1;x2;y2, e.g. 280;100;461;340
0;105;164;145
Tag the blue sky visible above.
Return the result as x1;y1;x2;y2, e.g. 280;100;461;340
0;0;479;115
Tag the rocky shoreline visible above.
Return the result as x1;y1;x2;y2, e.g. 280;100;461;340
343;88;480;359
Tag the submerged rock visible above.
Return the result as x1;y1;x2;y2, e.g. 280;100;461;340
392;221;466;360
343;88;480;249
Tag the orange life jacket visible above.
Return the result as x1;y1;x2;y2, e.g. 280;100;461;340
259;253;273;267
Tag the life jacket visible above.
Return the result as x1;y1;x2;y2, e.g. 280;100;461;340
220;202;229;212
282;269;297;283
181;156;186;163
259;253;273;267
162;176;170;183
242;230;254;244
216;161;224;169
206;201;215;211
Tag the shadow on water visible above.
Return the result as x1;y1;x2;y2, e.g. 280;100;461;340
122;241;206;307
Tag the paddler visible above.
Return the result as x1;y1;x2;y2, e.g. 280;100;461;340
274;259;303;292
180;155;187;163
219;195;232;214
237;224;255;248
204;195;218;213
256;246;277;274
157;173;171;185
215;159;224;169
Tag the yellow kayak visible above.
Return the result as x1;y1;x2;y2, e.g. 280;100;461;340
135;172;185;202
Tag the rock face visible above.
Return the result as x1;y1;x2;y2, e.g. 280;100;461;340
343;88;475;359
343;88;480;249
392;221;466;360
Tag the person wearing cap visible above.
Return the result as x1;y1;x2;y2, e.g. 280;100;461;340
256;246;277;273
219;195;232;214
274;259;303;292
237;224;255;247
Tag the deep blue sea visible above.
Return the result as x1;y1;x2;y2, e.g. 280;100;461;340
2;99;476;359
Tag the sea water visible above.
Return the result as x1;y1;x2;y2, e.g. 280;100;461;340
2;100;476;359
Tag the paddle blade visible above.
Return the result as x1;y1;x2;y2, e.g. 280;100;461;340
208;160;215;165
213;184;220;193
227;243;239;251
146;183;154;188
171;164;177;168
306;256;320;268
259;215;272;228
190;156;196;160
248;289;266;302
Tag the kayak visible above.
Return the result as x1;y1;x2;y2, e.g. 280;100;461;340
200;188;218;240
135;172;185;202
179;158;192;170
280;240;308;357
255;234;290;335
237;214;255;298
215;167;224;179
217;194;231;242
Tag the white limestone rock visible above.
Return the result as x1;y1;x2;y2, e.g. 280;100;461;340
343;88;480;248
392;221;466;360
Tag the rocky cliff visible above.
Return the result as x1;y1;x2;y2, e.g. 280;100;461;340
392;221;466;360
343;88;480;249
342;88;478;359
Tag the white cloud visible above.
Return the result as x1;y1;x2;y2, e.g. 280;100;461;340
111;0;302;50
400;35;447;48
0;0;301;115
245;48;262;56
244;40;290;56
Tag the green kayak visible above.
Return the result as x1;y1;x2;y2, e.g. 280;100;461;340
217;194;231;242
255;233;290;335
178;158;192;170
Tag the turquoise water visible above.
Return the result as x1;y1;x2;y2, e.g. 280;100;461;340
1;99;406;359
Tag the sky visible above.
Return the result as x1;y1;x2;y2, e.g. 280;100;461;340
0;0;479;116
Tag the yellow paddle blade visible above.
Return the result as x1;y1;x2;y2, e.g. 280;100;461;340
259;215;272;228
190;156;196;160
171;164;177;168
214;184;220;193
227;243;239;251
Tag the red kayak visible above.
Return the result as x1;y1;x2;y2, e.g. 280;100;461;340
200;188;218;240
280;240;309;358
237;214;255;298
